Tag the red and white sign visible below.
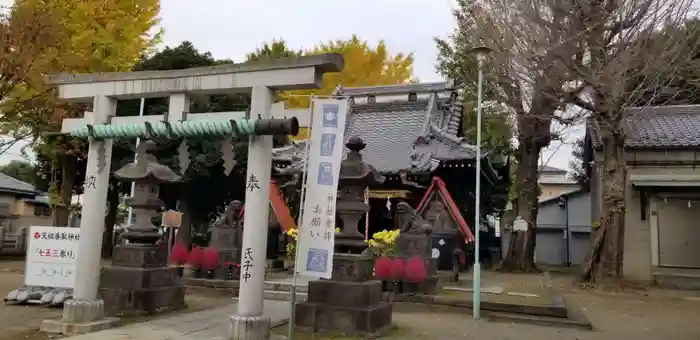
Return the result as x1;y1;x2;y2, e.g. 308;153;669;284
25;226;80;288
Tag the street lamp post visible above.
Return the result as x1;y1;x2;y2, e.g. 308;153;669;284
469;46;492;320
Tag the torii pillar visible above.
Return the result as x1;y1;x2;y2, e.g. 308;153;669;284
39;54;343;338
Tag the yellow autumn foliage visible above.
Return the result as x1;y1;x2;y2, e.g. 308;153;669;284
281;35;415;109
16;0;161;74
7;0;162;132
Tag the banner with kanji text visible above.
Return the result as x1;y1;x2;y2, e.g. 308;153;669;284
294;98;349;279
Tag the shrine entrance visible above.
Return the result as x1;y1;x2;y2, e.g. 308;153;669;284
38;53;344;340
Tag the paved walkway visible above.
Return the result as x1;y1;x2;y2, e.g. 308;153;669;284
65;300;290;340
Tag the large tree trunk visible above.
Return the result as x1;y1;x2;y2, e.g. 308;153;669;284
52;155;77;227
499;91;556;272
500;141;541;272
102;181;120;258
582;121;626;287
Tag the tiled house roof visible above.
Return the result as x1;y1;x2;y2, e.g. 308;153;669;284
271;82;499;177
0;173;37;195
587;105;700;149
539;165;566;173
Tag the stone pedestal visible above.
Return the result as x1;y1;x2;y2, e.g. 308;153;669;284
98;243;185;315
41;299;120;335
395;233;439;294
210;226;243;279
295;254;392;336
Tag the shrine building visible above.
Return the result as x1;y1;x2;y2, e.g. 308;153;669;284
271;81;510;265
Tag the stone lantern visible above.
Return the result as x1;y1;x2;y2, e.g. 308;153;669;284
114;141;181;244
335;136;385;253
98;140;185;315
295;137;392;337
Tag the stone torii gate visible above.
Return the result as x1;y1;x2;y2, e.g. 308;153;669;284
39;54;343;339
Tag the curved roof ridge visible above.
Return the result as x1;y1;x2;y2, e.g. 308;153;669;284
340;82;452;96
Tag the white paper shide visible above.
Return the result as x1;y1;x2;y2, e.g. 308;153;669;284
25;226;80;288
512;217;528;231
295;98;349;279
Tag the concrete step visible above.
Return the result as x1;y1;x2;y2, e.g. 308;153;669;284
264;281;308;293
262;280;309;302
263;289;308;302
483;311;592;331
654;273;700;290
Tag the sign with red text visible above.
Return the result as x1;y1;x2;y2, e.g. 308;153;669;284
25;226;80;288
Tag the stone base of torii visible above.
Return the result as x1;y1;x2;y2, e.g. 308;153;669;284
38;54;343;340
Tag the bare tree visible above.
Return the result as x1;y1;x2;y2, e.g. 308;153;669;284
548;0;698;285
437;0;586;271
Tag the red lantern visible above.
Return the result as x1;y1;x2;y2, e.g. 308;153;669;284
169;242;189;266
187;246;203;268
202;247;219;271
405;256;427;283
374;256;392;280
389;258;406;281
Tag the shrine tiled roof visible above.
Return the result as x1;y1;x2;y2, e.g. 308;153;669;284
340;82;451;96
344;100;433;172
587;105;700;149
272;82;487;175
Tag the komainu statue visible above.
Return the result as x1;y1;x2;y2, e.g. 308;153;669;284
214;200;244;229
394;202;432;236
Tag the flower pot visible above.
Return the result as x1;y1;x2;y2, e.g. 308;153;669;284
204;269;215;279
380;280;391;292
177;267;184;277
391;281;403;294
189;268;202;278
405;282;419;295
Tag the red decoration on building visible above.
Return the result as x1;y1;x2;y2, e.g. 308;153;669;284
416;176;475;243
239;180;297;232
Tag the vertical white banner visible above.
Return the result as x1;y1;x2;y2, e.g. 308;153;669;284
295;98;349;279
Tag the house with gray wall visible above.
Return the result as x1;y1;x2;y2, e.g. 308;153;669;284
0;173;54;255
585;105;700;288
501;189;591;266
538;165;579;202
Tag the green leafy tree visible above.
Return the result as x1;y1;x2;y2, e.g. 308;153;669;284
127;41;251;246
568;137;589;189
246;39;301;62
0;160;37;186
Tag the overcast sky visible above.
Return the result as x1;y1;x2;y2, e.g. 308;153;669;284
0;0;577;171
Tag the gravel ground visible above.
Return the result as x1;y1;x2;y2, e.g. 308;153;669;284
0;272;62;336
0;260;234;340
382;289;700;340
3;259;700;340
379;273;700;340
